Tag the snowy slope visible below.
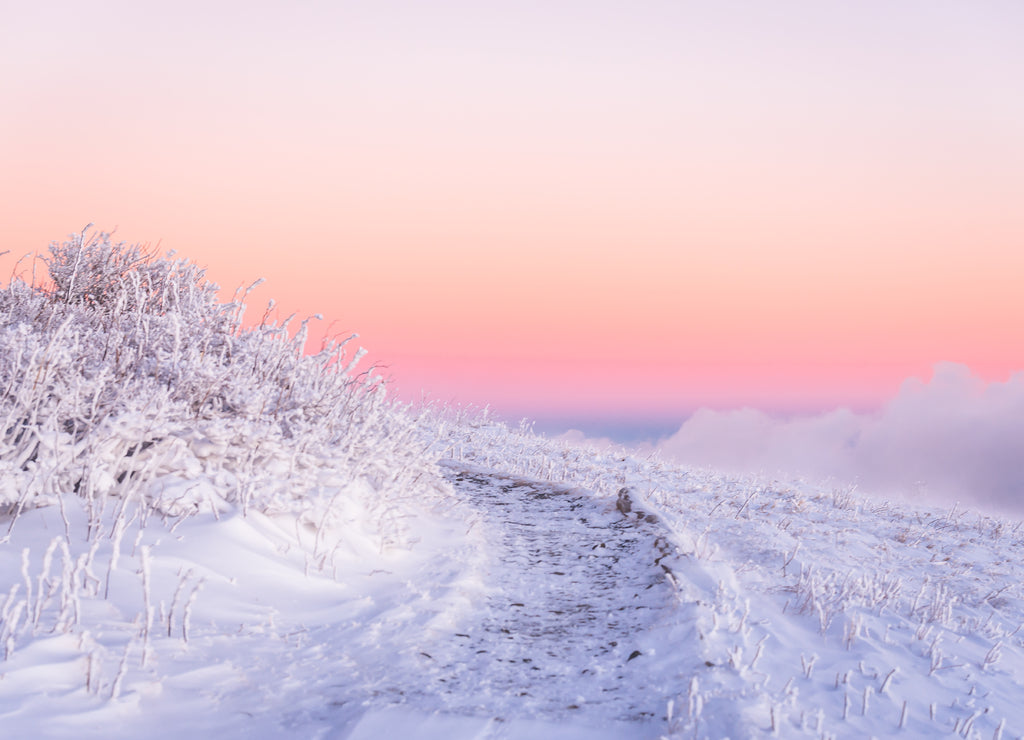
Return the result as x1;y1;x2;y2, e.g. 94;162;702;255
433;418;1024;739
4;423;1024;739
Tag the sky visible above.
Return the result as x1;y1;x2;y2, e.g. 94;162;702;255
3;1;1023;436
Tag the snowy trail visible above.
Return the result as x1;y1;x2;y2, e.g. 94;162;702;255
347;463;686;732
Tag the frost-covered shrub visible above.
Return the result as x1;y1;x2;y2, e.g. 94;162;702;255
0;228;447;532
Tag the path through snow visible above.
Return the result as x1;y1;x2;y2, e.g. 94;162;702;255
345;462;689;735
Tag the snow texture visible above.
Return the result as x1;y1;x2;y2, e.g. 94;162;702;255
353;463;682;724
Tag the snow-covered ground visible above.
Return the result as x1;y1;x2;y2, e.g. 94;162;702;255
5;418;1024;739
4;234;1024;738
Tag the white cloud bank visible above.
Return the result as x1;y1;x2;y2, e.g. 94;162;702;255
652;363;1024;515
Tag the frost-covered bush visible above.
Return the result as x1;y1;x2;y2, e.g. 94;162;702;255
0;228;447;534
45;228;204;312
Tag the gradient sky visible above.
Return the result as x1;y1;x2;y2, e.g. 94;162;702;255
3;1;1023;432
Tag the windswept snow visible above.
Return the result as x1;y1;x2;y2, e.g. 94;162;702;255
0;479;477;739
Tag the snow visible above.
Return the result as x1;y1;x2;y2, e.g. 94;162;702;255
0;478;477;739
4;234;1024;738
6;422;1024;739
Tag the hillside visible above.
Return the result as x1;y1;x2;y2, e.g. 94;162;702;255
2;234;1023;739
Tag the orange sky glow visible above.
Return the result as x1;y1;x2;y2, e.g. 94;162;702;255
3;2;1023;433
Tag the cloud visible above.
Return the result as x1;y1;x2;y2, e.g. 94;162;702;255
654;363;1024;515
555;429;619;451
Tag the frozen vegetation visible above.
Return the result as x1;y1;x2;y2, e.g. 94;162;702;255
2;231;1023;739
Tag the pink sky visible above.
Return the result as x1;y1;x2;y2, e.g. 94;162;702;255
3;2;1023;429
